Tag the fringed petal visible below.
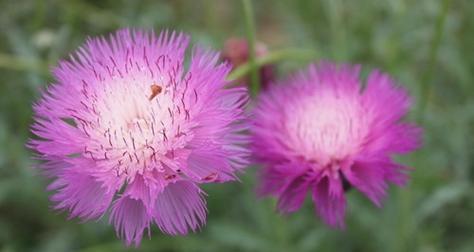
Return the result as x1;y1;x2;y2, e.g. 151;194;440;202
153;181;207;235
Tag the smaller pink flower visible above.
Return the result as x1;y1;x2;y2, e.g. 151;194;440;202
251;62;422;228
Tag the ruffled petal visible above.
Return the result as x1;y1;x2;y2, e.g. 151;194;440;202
312;175;346;228
29;117;87;156
187;149;236;182
363;122;422;155
361;70;422;155
257;162;308;197
343;157;407;206
153;181;207;235
363;70;411;124
50;171;114;220
277;172;312;213
125;175;157;212
309;62;362;95
110;196;151;247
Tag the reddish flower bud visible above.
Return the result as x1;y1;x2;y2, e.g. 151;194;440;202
222;37;274;89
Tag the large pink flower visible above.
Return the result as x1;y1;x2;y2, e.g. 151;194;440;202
29;29;249;246
251;63;421;228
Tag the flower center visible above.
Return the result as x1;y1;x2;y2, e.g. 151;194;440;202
286;92;369;167
76;72;194;179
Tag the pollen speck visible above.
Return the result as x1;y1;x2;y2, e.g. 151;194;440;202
149;84;162;101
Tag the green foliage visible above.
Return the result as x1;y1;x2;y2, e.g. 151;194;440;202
0;0;473;251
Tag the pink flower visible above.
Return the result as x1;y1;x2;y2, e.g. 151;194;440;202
29;29;249;246
251;62;421;228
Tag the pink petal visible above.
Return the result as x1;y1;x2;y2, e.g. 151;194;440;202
50;171;113;220
110;196;151;247
257;162;307;197
187;149;236;182
310;62;361;94
343;159;389;207
363;70;411;124
312;175;346;228
125;175;158;212
153;181;207;235
277;173;311;213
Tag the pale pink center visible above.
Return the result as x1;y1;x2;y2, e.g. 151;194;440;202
79;72;194;179
286;92;369;168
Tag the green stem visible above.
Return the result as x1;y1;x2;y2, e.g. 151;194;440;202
227;48;318;82
241;0;260;96
396;187;412;252
398;5;450;250
417;0;451;121
326;0;346;60
397;4;451;250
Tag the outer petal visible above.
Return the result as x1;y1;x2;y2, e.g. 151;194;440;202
110;196;151;247
312;175;346;228
308;62;362;95
34;158;68;178
363;71;409;119
257;162;307;197
276;172;312;213
343;157;408;206
362;70;422;155
187;149;236;182
184;51;249;182
363;122;422;155
125;175;159;213
153;181;207;235
50;170;114;220
252;85;294;164
29;117;87;156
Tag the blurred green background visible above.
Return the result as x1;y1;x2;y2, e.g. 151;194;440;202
1;0;473;251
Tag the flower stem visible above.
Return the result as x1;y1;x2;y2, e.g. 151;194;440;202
227;48;318;82
241;0;260;97
417;0;451;121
